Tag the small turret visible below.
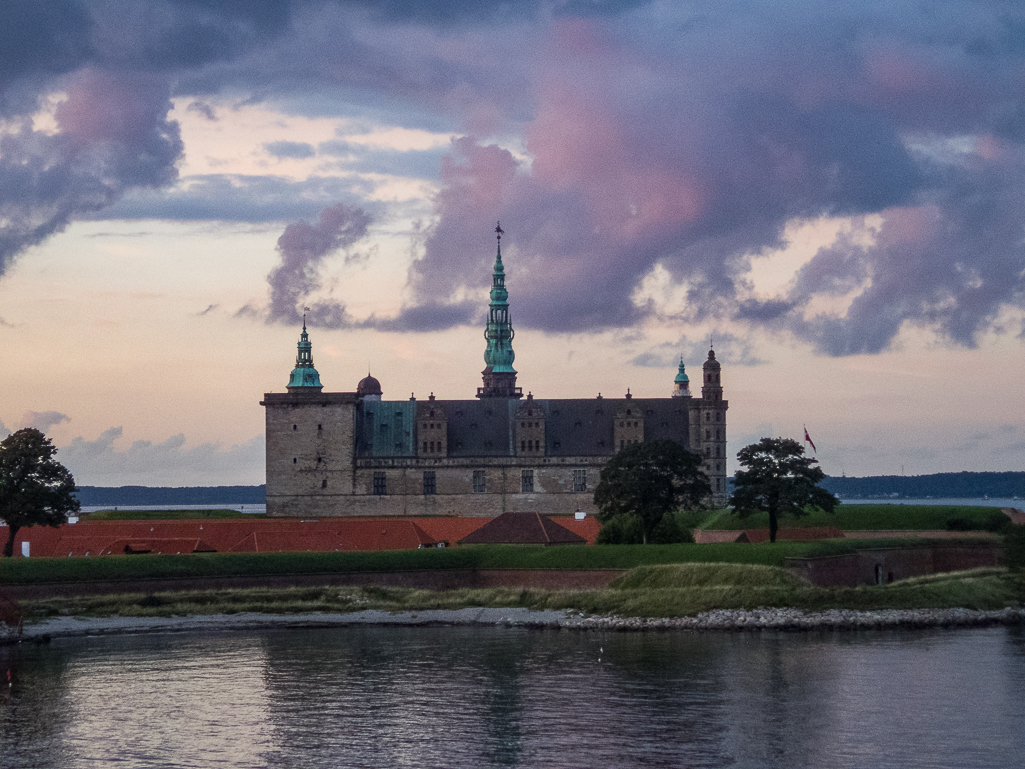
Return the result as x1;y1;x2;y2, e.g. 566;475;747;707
357;372;382;401
672;358;691;398
286;317;324;392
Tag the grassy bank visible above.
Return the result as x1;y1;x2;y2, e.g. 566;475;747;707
19;563;1023;621
86;509;264;521
699;504;1006;531
1;541;879;585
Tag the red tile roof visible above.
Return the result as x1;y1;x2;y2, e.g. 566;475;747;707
458;512;586;545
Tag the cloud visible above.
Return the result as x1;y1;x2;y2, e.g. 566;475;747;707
186;100;217;120
58;427;264;486
631;333;766;369
5;2;1025;357
265;140;315;159
93;174;377;223
0;66;182;275
266;202;373;325
19;410;71;433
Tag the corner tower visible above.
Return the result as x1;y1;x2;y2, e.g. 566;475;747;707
477;222;522;399
689;347;728;504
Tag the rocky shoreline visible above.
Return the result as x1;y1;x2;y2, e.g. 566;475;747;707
9;605;1025;641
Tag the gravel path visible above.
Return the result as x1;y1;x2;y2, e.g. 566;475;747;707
14;605;1025;640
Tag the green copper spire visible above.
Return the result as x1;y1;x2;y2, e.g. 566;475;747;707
672;357;691;398
286;314;324;392
478;222;522;398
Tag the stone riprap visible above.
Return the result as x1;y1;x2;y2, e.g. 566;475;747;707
14;605;1025;641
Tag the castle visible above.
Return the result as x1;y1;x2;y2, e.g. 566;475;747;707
261;227;728;517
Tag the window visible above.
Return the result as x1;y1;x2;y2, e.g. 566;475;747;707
705;446;711;457
373;472;387;495
423;470;436;495
423;441;428;453
716;412;721;422
521;440;526;452
716;478;721;491
473;470;486;493
534;440;540;451
521;469;534;493
293;458;297;464
292;424;297;431
620;440;625;450
317;424;322;431
706;429;711;439
573;469;587;493
321;479;327;489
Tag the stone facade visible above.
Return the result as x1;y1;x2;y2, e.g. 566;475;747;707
262;229;729;517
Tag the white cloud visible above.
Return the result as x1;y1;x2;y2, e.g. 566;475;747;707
59;428;264;486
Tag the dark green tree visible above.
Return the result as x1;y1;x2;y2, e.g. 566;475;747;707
0;428;79;558
730;437;838;543
593;439;710;544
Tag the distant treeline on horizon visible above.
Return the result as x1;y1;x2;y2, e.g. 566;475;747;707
820;472;1025;499
73;472;1025;506
75;485;267;506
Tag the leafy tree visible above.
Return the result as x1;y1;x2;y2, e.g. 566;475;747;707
0;428;79;558
594;439;710;544
730;437;838;543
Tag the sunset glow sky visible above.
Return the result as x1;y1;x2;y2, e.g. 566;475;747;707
2;1;1024;486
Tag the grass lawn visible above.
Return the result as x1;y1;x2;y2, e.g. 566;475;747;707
86;509;265;521
698;503;1006;531
19;563;1024;621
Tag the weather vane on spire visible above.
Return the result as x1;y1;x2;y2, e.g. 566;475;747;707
495;221;504;241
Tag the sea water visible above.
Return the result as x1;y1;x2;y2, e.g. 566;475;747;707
2;625;1024;768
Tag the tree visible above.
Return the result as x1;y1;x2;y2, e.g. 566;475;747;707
730;437;838;543
593;439;710;544
0;429;79;558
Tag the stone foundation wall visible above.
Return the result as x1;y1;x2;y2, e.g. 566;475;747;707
786;542;1005;587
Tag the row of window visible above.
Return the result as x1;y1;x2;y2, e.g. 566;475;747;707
371;469;588;496
704;445;723;458
705;429;723;440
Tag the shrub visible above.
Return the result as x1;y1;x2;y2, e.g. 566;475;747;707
983;511;1013;533
1005;526;1025;570
596;514;644;545
649;513;696;544
946;517;975;531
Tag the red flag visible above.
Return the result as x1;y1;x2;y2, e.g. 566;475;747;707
803;425;816;453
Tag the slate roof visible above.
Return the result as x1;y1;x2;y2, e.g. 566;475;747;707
457;512;586;545
356;397;693;458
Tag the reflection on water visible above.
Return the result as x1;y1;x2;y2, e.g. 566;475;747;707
2;625;1024;768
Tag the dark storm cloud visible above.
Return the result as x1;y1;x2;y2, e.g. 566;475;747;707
5;1;1025;356
0;67;182;275
395;2;1025;355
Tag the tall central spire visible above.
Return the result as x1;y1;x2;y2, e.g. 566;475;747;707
477;222;522;399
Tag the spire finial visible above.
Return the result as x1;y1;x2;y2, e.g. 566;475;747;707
303;305;310;332
495;221;504;241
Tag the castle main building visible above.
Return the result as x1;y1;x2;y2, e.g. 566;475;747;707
261;227;728;517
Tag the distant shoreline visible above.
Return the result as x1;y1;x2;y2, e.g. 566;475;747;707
14;605;1025;642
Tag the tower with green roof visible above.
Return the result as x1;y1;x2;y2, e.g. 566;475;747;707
477;222;523;399
286;316;324;392
672;358;691;398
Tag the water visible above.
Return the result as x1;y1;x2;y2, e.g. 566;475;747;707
839;497;1021;507
76;504;267;514
2;625;1024;768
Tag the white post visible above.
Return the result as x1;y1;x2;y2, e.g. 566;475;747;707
21;541;30;558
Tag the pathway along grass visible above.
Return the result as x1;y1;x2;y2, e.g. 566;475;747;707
18;563;1024;621
0;540;932;586
699;503;1009;531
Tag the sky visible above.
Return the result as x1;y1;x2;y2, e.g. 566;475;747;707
2;0;1025;486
